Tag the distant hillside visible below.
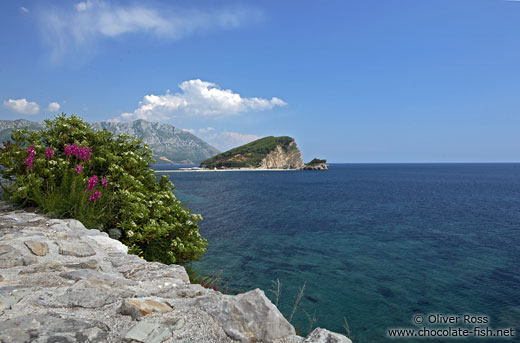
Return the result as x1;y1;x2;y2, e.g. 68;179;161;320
200;136;304;169
0;120;46;144
0;119;219;164
90;120;219;164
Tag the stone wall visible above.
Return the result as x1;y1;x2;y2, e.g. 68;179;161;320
0;202;351;343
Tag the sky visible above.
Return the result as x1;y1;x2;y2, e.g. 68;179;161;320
1;0;520;162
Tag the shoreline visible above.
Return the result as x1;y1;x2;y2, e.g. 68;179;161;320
0;202;352;343
154;168;300;173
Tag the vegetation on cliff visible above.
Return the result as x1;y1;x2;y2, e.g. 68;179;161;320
0;114;207;264
200;136;298;169
302;158;328;171
306;158;327;166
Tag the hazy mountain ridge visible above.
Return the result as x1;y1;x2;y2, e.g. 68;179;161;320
0;120;46;145
0;119;219;164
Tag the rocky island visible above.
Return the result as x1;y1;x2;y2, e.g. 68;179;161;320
200;136;305;170
302;159;328;171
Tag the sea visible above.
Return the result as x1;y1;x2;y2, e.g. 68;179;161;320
154;163;520;343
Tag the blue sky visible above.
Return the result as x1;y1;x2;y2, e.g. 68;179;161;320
1;0;519;162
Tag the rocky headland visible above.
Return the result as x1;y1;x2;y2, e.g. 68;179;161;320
0;202;351;343
200;136;304;170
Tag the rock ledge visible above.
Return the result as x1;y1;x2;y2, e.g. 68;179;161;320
0;202;351;343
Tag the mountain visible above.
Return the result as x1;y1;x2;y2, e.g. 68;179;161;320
0;119;219;164
200;136;304;169
0;119;46;144
90;120;219;164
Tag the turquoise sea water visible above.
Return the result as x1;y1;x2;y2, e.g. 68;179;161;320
155;164;519;342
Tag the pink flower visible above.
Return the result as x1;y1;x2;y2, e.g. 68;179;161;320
101;177;108;187
64;144;91;161
45;147;54;159
79;147;92;161
87;175;98;191
24;157;34;168
88;190;101;202
25;146;35;168
64;144;76;156
75;164;82;174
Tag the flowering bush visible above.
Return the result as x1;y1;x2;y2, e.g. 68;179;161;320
0;114;207;264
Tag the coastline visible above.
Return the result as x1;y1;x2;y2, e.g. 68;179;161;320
155;168;300;173
0;201;352;343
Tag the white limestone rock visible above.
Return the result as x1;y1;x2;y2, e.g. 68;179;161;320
196;288;296;342
304;328;353;343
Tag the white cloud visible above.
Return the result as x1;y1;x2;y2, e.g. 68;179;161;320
195;129;261;151
47;102;61;112
198;127;215;134
20;7;29;13
219;132;261;149
75;1;94;12
39;1;260;61
120;79;286;121
183;128;195;134
3;99;40;115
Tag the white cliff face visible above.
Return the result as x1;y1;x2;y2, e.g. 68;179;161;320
0;202;352;343
259;142;304;169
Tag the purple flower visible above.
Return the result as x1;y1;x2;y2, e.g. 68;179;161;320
64;144;92;161
75;164;82;174
25;146;35;168
87;175;98;191
45;147;54;159
101;177;108;187
24;157;34;168
89;190;101;202
64;144;76;156
79;147;92;161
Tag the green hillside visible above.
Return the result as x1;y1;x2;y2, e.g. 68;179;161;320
200;136;297;169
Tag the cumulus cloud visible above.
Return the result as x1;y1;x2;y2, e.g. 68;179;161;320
39;1;260;61
47;102;61;112
183;129;195;134
120;79;286;121
19;7;29;13
3;99;40;115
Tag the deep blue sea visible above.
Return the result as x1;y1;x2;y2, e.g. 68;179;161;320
155;164;520;342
